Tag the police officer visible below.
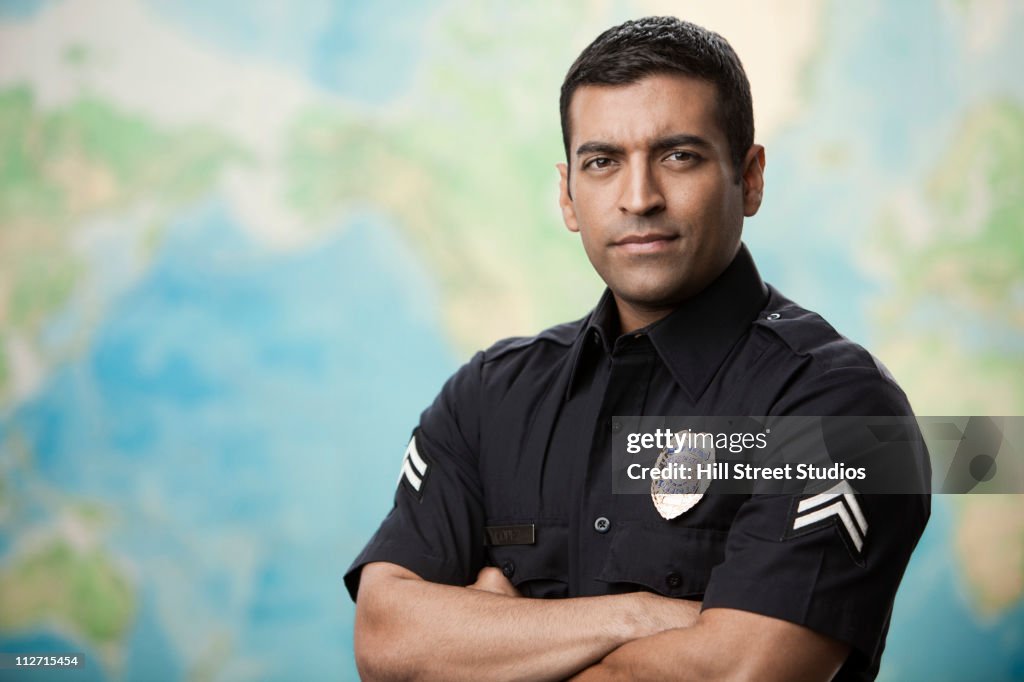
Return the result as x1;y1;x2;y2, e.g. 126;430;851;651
346;16;930;681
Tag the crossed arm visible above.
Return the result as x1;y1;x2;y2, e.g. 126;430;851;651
353;561;849;681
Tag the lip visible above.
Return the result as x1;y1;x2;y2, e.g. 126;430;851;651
612;233;679;254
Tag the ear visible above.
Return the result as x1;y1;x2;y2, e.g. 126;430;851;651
556;163;579;233
741;144;766;217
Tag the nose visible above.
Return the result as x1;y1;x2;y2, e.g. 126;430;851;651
619;161;665;217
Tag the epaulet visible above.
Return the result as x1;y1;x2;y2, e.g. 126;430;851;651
482;317;585;364
753;286;884;374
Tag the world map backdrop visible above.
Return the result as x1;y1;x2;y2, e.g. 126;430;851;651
0;0;1022;680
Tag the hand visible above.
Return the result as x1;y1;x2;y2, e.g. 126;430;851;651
467;566;523;597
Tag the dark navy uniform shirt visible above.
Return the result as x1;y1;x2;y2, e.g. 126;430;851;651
345;244;930;681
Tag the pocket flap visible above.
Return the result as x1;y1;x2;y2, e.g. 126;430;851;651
596;524;727;597
487;522;568;598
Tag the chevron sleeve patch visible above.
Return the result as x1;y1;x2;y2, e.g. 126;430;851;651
397;435;431;500
785;481;868;561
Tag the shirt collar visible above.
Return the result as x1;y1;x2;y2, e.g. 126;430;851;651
567;243;769;402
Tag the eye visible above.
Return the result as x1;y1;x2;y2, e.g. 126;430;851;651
584;157;615;170
666;150;700;164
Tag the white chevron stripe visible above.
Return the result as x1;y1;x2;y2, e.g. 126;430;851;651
797;481;853;513
406;437;427;476
797;490;840;513
401;458;422;491
843;492;868;535
793;499;864;553
397;437;428;492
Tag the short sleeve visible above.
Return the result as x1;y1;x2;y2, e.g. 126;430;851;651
701;492;928;667
344;352;488;601
702;368;931;674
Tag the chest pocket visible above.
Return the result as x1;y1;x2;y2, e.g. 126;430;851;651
596;524;728;598
486;522;568;599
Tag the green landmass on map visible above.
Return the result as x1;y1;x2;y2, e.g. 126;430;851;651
874;99;1024;416
0;539;135;648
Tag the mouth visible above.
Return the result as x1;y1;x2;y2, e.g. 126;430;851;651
611;232;679;254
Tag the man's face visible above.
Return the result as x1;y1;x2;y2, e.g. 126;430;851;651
558;73;764;329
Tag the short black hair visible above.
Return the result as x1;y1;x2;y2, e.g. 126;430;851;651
559;16;754;176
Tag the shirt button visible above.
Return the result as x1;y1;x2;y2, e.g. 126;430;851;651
501;560;515;578
591;332;601;345
666;571;682;589
766;312;781;321
594;516;611;533
611;420;622;433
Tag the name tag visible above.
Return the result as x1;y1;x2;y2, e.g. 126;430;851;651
484;524;535;546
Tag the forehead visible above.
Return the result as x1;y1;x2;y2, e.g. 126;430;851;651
568;73;725;150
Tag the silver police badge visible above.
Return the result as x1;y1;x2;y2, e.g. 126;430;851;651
651;431;715;520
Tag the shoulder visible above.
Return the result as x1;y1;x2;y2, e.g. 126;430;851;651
755;286;912;416
481;318;584;364
470;317;584;388
434;316;585;404
755;286;889;375
420;316;585;451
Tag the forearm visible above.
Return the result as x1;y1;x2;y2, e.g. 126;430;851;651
355;565;700;682
570;623;724;682
571;608;849;682
359;578;631;681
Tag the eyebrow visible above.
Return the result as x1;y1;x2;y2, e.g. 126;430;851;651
575;134;712;157
575;141;624;157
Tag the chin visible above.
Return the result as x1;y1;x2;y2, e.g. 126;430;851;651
614;281;689;310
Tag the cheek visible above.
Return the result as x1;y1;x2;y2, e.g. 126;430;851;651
573;218;616;280
570;199;609;253
577;228;606;271
673;178;738;234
